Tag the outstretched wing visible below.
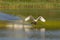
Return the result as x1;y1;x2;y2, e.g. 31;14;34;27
35;16;40;22
25;16;30;21
40;16;46;22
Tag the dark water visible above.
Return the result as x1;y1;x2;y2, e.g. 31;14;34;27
0;29;60;40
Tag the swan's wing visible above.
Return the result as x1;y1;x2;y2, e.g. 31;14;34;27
25;16;30;21
40;16;46;22
35;16;40;22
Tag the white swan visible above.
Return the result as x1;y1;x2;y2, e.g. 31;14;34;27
25;16;46;22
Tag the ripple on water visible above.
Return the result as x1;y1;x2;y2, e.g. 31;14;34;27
0;29;60;40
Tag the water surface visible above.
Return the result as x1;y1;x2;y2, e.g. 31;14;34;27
0;29;60;40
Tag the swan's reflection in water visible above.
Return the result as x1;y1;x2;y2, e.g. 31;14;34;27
0;29;60;40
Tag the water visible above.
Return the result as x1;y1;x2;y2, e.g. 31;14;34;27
0;12;21;20
0;29;60;40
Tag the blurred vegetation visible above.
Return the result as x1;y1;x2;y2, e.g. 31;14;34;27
1;0;60;2
0;0;60;30
0;21;9;29
32;20;60;30
0;0;60;18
